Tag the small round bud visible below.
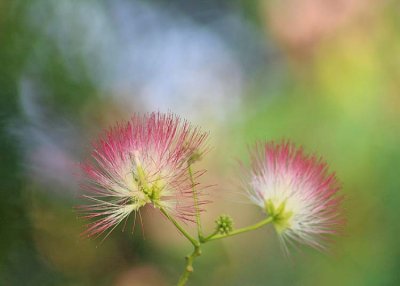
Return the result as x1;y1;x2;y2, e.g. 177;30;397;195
182;141;204;164
188;151;202;164
215;215;233;235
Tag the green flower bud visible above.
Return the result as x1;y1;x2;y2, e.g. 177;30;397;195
215;215;233;235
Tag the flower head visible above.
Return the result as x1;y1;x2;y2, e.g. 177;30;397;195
243;140;343;252
78;112;208;238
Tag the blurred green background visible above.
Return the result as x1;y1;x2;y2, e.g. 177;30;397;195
1;0;400;285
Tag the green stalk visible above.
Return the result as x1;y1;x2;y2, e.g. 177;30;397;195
159;207;199;248
177;246;201;286
188;163;203;238
204;216;273;242
165;212;274;286
200;229;219;243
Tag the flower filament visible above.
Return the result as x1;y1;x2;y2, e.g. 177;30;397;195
131;163;164;209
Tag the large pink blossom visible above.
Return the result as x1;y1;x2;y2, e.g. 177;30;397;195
78;112;208;238
244;140;344;252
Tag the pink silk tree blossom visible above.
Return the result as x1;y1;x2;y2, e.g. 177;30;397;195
78;112;208;238
243;140;344;252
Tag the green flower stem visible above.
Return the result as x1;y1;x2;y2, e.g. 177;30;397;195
161;207;273;286
199;229;219;243
188;163;203;238
159;207;199;248
204;216;274;242
160;207;201;286
177;246;201;286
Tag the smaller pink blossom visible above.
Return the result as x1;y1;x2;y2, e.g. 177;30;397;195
78;112;208;238
243;140;344;252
